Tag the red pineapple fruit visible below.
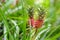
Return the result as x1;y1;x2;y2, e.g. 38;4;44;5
28;7;35;27
34;20;43;28
28;7;45;29
34;8;45;28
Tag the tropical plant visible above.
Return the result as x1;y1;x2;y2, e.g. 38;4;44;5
0;0;60;40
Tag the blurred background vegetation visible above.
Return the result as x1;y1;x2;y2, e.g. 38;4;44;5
0;0;60;40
